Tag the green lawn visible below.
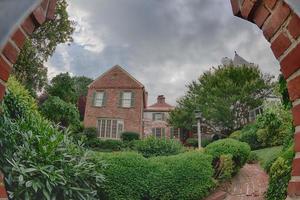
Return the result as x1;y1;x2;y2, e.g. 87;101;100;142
252;146;283;169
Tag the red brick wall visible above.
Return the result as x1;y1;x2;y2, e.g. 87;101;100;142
84;66;145;136
230;0;300;198
0;0;57;198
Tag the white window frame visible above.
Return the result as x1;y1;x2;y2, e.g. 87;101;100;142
121;91;133;108
152;127;165;138
93;91;105;107
97;118;124;139
153;113;163;121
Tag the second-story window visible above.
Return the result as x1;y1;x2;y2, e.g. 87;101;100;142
93;91;106;107
120;91;135;108
153;113;164;121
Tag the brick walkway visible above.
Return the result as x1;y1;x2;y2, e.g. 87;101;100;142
205;164;269;200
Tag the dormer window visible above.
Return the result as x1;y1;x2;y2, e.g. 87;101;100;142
120;91;135;108
93;91;106;107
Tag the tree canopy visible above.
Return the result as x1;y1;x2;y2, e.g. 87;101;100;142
12;0;74;97
169;64;273;135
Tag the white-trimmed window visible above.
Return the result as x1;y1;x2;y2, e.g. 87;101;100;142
93;91;106;107
120;91;135;108
153;113;164;121
152;127;165;138
170;127;180;139
97;118;124;139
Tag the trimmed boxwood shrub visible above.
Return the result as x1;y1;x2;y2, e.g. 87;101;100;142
205;138;251;174
247;152;258;164
133;136;184;158
239;129;261;150
120;131;140;141
149;152;215;200
229;130;242;140
97;151;215;200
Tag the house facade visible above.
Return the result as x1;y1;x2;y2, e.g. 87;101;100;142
143;95;180;139
84;65;178;140
84;65;147;139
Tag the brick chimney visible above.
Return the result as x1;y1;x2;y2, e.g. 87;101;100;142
157;95;165;104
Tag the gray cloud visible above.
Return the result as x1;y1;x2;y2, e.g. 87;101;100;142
46;0;280;105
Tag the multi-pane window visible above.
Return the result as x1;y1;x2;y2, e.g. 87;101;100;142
152;127;165;138
93;91;105;107
120;91;134;108
97;118;124;139
170;127;180;139
153;113;164;121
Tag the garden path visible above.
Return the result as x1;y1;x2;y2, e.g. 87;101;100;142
205;164;269;200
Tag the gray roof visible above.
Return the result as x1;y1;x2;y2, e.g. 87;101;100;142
233;52;253;66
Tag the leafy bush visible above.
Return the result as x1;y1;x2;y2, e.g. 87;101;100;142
83;127;98;139
133;136;184;158
239;128;261;150
229;130;242;140
205;138;251;174
265;145;294;200
86;139;123;151
120;131;140;141
40;96;80;127
1;77;105;199
247;152;258;164
97;151;215;200
186;138;198;147
214;154;234;181
256;103;293;147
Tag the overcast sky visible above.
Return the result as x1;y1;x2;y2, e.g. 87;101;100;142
46;0;285;105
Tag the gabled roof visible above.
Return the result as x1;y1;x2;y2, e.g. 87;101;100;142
88;65;144;88
145;95;174;112
233;51;253;66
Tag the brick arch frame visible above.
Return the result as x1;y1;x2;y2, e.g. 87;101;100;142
230;0;300;198
0;0;300;199
0;1;56;198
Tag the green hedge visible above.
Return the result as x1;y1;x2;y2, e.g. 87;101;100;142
133;136;184;157
205;139;251;174
120;131;140;141
265;145;294;200
85;138;123;151
97;151;215;200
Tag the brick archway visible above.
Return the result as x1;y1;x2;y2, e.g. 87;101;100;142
230;0;300;198
0;0;300;199
0;1;56;198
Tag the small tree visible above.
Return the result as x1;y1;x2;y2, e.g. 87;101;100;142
40;96;80;127
169;64;273;135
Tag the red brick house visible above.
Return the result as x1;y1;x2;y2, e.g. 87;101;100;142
84;65;147;139
143;95;180;139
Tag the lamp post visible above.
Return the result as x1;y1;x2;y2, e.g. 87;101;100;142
195;110;202;149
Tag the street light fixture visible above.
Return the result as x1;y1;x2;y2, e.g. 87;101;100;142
195;110;202;149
